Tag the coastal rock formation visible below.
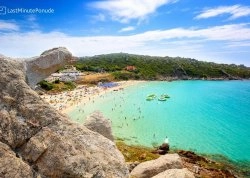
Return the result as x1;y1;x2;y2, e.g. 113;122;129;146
178;150;236;178
84;111;114;141
0;142;33;178
152;143;170;155
0;48;129;178
130;153;183;178
178;150;208;164
25;47;73;88
152;168;195;178
127;161;140;172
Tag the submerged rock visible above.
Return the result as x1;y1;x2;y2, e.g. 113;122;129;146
0;48;129;178
84;111;114;141
130;153;183;178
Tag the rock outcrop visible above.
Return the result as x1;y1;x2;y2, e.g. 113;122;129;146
0;48;129;178
0;142;34;178
25;47;73;88
130;154;183;178
84;111;114;141
152;168;195;178
152;143;170;155
178;150;237;178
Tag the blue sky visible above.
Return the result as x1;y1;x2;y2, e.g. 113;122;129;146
0;0;250;66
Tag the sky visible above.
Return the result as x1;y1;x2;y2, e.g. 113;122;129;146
0;0;250;66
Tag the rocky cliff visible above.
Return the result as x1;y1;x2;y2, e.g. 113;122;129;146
0;48;129;178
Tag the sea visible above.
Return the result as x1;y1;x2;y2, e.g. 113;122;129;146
67;80;250;163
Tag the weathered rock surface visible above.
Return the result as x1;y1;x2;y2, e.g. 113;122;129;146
127;161;140;172
0;142;34;178
0;48;129;178
25;47;73;88
152;143;170;155
130;154;183;178
152;168;195;178
84;110;114;141
178;150;237;178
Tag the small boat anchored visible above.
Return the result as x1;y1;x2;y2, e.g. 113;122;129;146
158;97;167;101
147;94;157;98
146;94;157;101
158;94;170;101
146;94;170;101
161;94;170;98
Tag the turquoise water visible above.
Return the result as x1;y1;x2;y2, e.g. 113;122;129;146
67;81;250;162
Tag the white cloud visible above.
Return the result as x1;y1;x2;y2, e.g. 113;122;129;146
130;24;250;41
1;23;250;65
119;26;135;32
90;0;176;23
0;21;19;31
196;5;250;20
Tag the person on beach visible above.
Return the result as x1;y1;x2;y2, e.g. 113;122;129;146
164;136;169;144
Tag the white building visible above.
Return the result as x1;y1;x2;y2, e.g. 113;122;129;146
46;66;84;82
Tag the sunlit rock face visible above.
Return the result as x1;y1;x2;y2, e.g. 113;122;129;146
24;47;73;88
0;48;129;178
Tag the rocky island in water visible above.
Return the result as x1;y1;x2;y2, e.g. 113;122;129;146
0;47;249;178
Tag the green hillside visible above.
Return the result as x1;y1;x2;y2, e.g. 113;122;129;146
75;53;250;80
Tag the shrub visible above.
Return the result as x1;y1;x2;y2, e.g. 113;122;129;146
63;81;76;90
39;80;54;90
54;79;60;84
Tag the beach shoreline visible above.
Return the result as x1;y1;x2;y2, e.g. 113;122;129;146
40;80;145;114
39;79;249;177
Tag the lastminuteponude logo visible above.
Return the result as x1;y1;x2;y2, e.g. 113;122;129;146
0;6;54;15
0;6;6;15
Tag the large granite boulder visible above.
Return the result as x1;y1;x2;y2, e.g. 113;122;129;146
25;47;73;88
152;168;195;178
0;142;34;178
0;48;129;178
130;154;183;178
84;111;114;141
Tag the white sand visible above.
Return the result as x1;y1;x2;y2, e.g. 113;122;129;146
40;80;145;114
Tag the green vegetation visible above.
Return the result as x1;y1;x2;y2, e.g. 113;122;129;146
116;141;247;177
62;81;76;90
39;80;76;92
75;53;250;80
39;80;54;90
116;141;159;162
112;71;140;80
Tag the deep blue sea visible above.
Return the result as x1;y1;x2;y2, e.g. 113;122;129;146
67;80;250;162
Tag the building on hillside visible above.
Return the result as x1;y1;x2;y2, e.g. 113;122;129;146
125;65;136;71
45;65;84;82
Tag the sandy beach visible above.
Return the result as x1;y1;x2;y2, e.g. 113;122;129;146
40;80;144;114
